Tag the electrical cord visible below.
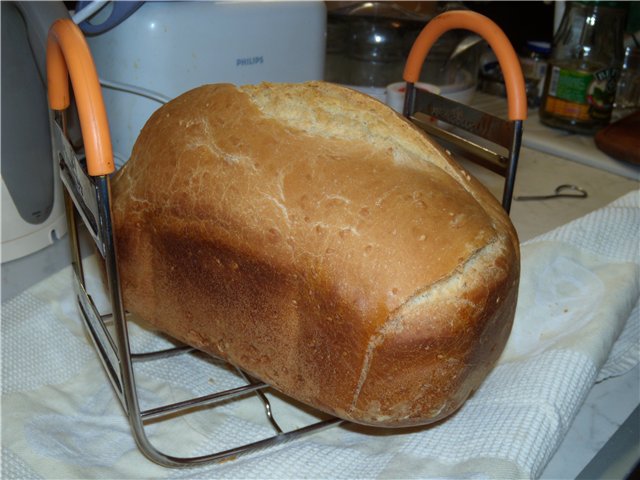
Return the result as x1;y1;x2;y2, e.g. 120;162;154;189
99;78;171;105
71;0;108;25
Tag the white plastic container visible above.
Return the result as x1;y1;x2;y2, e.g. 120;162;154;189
84;1;326;167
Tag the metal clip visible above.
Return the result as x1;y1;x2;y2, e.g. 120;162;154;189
514;184;588;201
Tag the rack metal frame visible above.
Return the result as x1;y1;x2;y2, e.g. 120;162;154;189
48;9;525;468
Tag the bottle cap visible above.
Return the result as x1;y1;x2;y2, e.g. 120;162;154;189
526;41;551;55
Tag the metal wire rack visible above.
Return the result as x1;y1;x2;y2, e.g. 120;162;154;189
47;10;525;468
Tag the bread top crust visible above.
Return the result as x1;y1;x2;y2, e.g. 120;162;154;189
113;82;518;329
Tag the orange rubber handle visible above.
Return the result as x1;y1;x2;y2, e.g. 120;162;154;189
47;18;114;176
403;10;527;121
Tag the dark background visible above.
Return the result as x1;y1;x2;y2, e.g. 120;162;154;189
463;1;556;53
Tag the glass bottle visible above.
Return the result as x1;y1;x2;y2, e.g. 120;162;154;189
539;1;628;134
520;40;551;107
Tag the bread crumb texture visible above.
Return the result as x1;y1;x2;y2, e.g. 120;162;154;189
112;81;519;427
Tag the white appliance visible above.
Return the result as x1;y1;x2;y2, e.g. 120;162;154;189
80;1;327;168
1;1;69;263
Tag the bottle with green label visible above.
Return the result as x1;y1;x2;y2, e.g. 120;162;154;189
540;1;628;134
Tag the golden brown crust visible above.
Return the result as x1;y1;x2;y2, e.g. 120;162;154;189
112;82;519;427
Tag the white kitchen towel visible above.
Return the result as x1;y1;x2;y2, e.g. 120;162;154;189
2;190;639;480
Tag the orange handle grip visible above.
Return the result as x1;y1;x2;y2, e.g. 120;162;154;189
47;18;114;176
403;10;527;121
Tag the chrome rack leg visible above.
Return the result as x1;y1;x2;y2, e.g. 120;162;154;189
502;120;523;214
237;368;284;434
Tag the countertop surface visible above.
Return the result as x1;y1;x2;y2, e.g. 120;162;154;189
2;95;639;478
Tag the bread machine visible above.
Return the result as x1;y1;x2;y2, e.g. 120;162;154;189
75;1;327;168
1;1;70;263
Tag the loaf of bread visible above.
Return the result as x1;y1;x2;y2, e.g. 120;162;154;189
111;82;519;428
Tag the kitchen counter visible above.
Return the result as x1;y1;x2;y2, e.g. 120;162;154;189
460;146;638;243
2;97;639;478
